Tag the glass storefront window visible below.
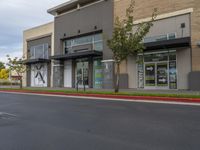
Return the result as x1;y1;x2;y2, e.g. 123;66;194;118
30;43;48;59
94;34;102;41
63;33;103;54
145;63;156;86
144;52;168;62
143;33;176;43
169;61;177;89
138;51;177;89
94;41;103;51
93;59;103;89
169;52;176;61
76;61;89;87
157;63;168;87
168;33;176;40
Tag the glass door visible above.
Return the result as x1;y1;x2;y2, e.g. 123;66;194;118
145;63;156;87
76;61;89;88
144;62;169;89
157;62;168;88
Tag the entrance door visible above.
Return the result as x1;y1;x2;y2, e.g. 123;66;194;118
145;63;156;88
76;61;89;87
156;62;168;88
144;62;168;89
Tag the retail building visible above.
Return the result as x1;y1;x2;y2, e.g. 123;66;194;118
23;0;200;90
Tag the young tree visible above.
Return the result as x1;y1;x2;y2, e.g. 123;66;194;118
0;61;5;70
6;56;26;89
107;0;157;93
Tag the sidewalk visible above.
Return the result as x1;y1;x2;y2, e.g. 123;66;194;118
0;87;200;104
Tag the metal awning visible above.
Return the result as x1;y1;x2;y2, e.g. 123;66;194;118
23;58;51;64
51;50;103;60
144;37;191;51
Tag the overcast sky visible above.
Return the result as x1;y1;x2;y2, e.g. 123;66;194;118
0;0;68;63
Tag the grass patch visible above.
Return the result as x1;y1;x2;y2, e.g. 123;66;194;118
0;87;200;99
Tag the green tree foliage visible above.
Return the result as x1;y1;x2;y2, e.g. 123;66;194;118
107;0;157;93
6;55;26;89
0;61;5;70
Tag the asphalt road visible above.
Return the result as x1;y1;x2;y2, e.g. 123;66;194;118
0;93;200;150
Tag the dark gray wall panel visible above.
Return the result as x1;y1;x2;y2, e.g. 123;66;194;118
54;0;114;60
119;74;129;89
189;71;200;91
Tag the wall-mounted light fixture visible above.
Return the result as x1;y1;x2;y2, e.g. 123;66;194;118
181;23;186;28
94;26;97;30
180;23;186;37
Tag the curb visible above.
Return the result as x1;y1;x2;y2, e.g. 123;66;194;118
0;90;200;104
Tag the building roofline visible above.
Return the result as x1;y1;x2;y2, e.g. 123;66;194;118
47;0;102;16
23;21;54;33
47;0;78;16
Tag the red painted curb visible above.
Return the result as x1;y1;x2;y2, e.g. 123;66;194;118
0;90;200;104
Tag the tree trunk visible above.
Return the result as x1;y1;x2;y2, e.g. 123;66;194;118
20;79;22;89
115;63;120;93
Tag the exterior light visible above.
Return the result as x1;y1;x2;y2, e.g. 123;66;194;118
181;23;186;28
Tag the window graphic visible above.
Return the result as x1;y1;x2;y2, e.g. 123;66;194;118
31;63;47;87
145;64;155;86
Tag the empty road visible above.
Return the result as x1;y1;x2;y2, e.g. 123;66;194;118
0;92;200;150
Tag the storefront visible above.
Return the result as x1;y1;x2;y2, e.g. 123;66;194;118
25;41;51;88
74;58;103;89
138;50;177;89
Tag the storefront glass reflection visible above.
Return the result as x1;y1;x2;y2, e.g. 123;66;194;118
138;51;177;89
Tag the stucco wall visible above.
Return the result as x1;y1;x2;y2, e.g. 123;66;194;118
23;22;54;87
177;48;192;89
114;0;200;72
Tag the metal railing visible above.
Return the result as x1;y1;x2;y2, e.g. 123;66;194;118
76;79;86;92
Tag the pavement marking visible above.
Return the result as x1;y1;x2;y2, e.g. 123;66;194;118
0;112;17;119
0;91;200;106
0;112;17;117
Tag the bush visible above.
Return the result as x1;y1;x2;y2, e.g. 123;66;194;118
0;79;20;86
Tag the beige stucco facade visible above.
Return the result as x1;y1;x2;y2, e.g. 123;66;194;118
114;0;200;89
114;0;200;70
23;0;200;90
23;22;54;87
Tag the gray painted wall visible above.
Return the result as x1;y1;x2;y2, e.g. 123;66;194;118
53;0;114;87
189;72;200;90
177;48;191;89
54;0;114;60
